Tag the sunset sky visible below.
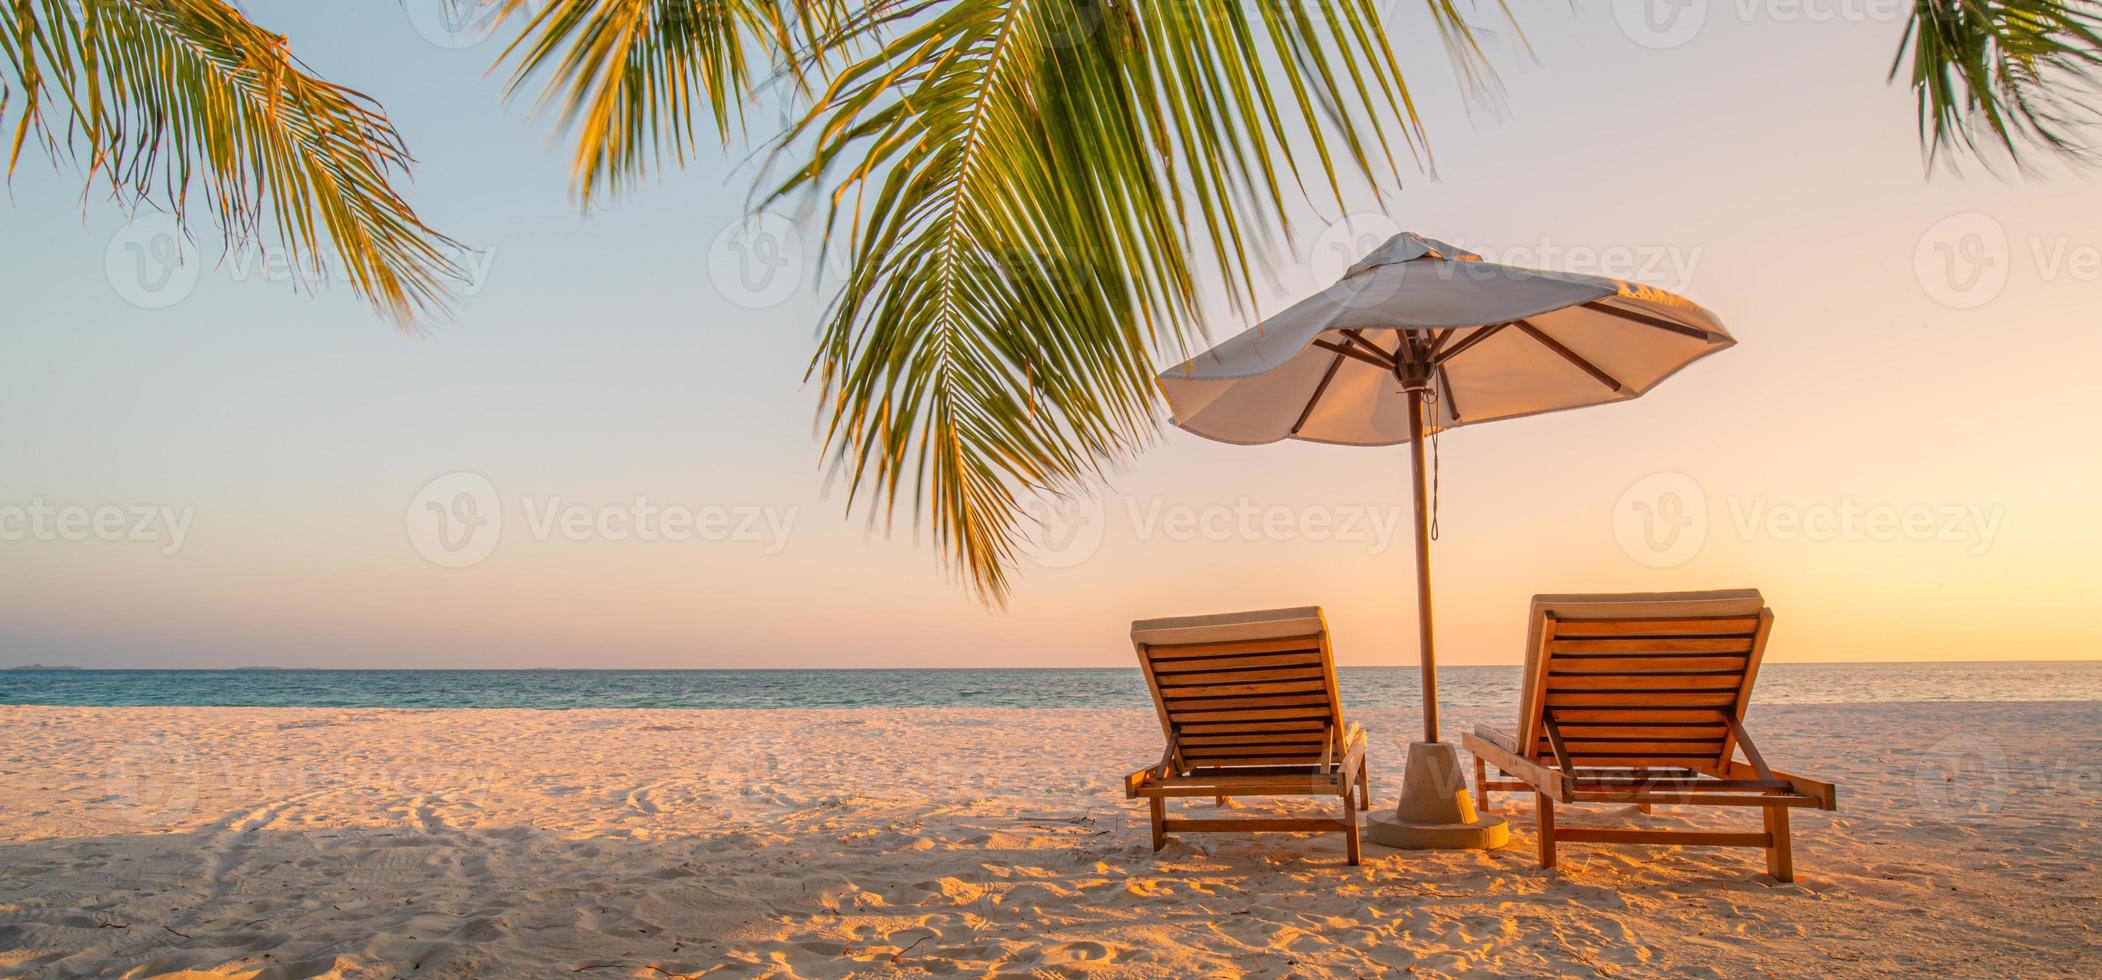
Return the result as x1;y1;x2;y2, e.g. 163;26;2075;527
3;2;2097;668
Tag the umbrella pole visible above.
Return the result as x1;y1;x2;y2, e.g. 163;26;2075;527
1366;385;1508;850
1405;388;1438;744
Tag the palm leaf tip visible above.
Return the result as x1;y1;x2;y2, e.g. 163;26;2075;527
1;0;461;324
492;0;846;204
1898;0;2102;170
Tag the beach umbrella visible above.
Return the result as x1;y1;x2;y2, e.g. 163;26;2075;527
1156;232;1733;847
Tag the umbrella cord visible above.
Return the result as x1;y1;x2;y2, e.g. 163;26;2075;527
1424;388;1441;541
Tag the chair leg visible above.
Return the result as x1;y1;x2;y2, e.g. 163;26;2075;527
1474;755;1490;813
1636;803;1653;815
1149;797;1166;852
1764;805;1793;882
1343;790;1361;866
1357;758;1371;809
1535;793;1556;870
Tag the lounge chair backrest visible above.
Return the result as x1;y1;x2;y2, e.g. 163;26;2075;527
1131;607;1346;771
1518;590;1773;777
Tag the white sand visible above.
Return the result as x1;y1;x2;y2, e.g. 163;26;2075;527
0;702;2096;977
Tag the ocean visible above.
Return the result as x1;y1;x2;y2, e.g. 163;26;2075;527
2;662;2098;709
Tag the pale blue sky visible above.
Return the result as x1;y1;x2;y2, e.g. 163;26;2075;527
3;2;2098;667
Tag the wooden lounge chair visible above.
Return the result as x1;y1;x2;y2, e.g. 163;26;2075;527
1124;607;1371;865
1460;590;1836;881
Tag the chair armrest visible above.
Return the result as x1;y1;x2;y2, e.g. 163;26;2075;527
1338;727;1368;797
1460;730;1573;803
1770;769;1838;811
1125;744;1179;798
1472;724;1519;753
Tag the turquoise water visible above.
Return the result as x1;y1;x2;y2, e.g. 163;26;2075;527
2;662;2098;709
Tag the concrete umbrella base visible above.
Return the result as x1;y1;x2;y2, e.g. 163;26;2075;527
1366;741;1510;850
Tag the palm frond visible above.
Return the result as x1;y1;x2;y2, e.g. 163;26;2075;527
1896;0;2102;169
492;0;844;202
0;0;459;323
768;0;1498;602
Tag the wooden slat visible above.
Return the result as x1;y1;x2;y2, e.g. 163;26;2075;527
1162;818;1347;833
1550;708;1728;724
1562;755;1726;769
1568;792;1821;808
1150;653;1323;673
1547;674;1746;691
1167;707;1334;724
1538;740;1724;755
1547;656;1749;673
1179;720;1328;735
1572;777;1792;790
1553;617;1761;637
1553;767;1702;779
1159;678;1329;698
1545;692;1739;708
1550;638;1753;654
1549;725;1728;739
1139;782;1337;798
1181;753;1327;766
1552;828;1770;847
1181;748;1326;761
1178;733;1329;747
1143;637;1322;660
1162;693;1331;712
1182;740;1325;753
1154;667;1327;686
1183;765;1334;778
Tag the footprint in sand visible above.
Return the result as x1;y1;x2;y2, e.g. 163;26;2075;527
1040;940;1119;965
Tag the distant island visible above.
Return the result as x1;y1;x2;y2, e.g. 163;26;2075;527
4;665;82;671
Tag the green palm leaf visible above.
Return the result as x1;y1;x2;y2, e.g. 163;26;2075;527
494;0;844;202
1898;0;2102;168
488;0;1502;602
0;0;459;323
765;0;1499;602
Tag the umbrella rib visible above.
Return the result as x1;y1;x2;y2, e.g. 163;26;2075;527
1430;322;1507;367
1580;300;1715;341
1337;329;1398;366
1436;364;1461;422
1311;338;1393;371
1514;320;1627;393
1290;352;1348;436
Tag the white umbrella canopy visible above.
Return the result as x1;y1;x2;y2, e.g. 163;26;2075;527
1156;232;1734;752
1159;233;1733;447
